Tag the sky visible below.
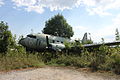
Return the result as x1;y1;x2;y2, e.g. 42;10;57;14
0;0;120;42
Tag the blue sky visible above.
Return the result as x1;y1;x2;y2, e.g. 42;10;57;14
0;0;120;42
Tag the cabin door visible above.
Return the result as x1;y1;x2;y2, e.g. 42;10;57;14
46;36;49;47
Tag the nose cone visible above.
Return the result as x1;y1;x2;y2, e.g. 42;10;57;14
19;38;25;46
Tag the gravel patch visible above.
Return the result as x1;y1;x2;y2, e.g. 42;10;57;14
0;66;120;80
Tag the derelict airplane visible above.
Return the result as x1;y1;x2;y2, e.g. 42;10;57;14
19;33;72;51
19;33;120;51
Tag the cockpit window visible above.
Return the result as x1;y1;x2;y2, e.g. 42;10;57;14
27;35;36;38
61;42;63;43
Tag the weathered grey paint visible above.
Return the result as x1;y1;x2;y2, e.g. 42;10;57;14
19;33;72;51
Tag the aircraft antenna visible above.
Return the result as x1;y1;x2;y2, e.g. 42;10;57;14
31;29;34;34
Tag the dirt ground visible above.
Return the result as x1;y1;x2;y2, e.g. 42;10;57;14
0;66;120;80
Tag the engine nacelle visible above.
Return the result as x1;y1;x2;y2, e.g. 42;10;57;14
49;43;65;51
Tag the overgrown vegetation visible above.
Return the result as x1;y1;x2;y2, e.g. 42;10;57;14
0;46;44;71
0;21;120;75
47;46;120;74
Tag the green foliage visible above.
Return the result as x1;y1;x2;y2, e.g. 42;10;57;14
42;14;74;38
110;53;120;74
64;41;73;49
45;45;120;74
0;46;44;71
82;40;93;44
0;41;120;75
0;21;14;53
64;40;83;51
89;45;111;71
73;40;83;47
40;52;56;63
48;55;90;68
39;51;63;63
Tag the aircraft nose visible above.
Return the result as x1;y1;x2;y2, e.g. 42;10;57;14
19;38;25;46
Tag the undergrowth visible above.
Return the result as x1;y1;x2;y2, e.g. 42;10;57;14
0;45;120;75
0;46;44;71
46;46;120;74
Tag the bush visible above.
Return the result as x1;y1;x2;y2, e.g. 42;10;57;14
111;52;120;74
39;51;60;63
48;52;90;68
47;46;120;75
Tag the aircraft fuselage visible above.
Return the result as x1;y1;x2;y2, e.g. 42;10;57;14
19;33;71;51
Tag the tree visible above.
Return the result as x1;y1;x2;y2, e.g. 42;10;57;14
42;14;74;38
115;28;120;41
0;21;14;53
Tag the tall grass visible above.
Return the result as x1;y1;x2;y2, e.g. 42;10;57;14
0;46;44;71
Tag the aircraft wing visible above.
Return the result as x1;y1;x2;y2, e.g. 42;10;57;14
83;41;120;48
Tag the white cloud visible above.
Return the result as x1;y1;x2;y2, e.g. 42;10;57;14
25;5;44;14
0;0;4;7
12;0;82;13
12;0;36;7
84;0;120;16
83;0;97;6
11;0;120;16
86;7;111;16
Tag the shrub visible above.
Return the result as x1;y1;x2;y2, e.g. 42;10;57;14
111;52;120;74
89;46;110;71
48;52;90;68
